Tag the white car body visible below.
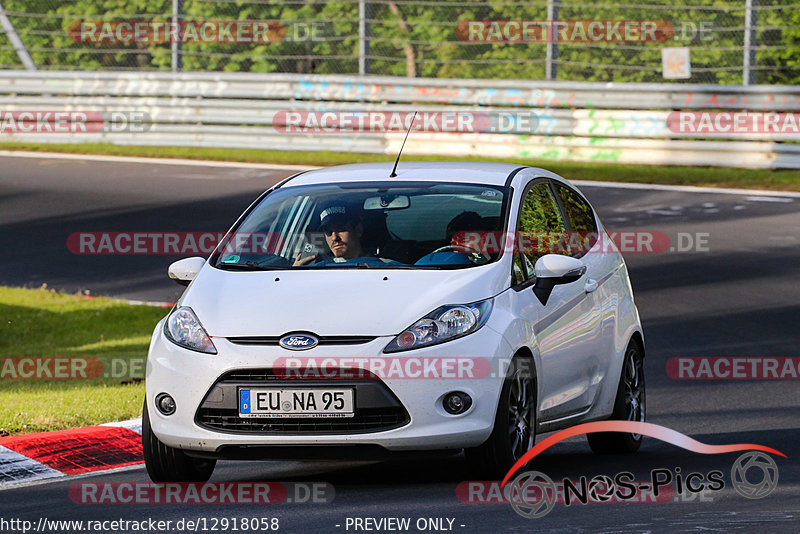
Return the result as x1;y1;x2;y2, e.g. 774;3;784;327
145;161;643;462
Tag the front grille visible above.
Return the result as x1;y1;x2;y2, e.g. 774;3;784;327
228;335;376;346
197;407;408;434
195;368;410;435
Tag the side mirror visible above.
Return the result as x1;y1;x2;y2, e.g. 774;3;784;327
533;254;586;305
168;257;206;286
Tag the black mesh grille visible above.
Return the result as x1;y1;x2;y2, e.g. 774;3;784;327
195;368;410;435
196;407;408;434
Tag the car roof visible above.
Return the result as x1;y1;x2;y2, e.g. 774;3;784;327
282;161;555;187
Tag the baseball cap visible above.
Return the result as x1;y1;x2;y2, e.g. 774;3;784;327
319;201;361;229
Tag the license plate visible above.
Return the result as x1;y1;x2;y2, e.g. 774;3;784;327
238;388;354;418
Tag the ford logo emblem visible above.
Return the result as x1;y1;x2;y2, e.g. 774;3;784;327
279;333;318;351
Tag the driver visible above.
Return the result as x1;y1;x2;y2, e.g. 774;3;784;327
414;211;490;266
293;203;365;265
445;211;486;253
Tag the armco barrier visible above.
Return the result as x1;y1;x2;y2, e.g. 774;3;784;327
0;71;799;168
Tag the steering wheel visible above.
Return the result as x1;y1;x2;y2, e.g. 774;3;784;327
431;244;490;263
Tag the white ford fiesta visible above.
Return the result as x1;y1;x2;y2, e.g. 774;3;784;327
143;161;645;481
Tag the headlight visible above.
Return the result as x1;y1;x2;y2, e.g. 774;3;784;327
164;307;217;354
384;298;493;353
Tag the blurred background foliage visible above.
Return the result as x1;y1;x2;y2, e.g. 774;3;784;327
0;0;798;84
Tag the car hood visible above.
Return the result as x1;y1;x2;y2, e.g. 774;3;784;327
179;263;508;337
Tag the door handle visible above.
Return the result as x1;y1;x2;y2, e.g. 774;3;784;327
584;279;598;293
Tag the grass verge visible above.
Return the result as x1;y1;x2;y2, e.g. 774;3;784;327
1;141;799;192
0;286;167;435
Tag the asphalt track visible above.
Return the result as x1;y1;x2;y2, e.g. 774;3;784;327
1;154;799;532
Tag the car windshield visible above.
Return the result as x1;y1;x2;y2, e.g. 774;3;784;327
211;181;509;270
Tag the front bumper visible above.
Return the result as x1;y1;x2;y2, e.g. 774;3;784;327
145;321;512;455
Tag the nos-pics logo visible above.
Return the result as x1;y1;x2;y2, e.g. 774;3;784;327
499;422;783;519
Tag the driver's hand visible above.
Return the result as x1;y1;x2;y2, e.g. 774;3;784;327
293;253;316;266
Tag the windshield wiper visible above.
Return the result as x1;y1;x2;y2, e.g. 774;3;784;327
301;263;374;269
216;261;279;271
301;263;447;270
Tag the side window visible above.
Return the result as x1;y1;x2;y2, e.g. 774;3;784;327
556;185;598;258
513;182;567;284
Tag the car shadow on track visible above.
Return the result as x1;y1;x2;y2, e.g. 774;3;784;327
219;427;798;488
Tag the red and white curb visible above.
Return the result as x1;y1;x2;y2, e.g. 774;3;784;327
0;418;143;488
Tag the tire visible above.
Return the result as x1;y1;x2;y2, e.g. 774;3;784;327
465;356;536;480
587;340;646;454
142;402;216;482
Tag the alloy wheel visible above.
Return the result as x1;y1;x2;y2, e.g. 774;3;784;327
508;369;535;461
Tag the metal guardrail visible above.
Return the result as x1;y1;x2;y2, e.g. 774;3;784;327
1;71;799;169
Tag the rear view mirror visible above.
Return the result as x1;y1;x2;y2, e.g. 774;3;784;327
363;195;410;210
533;254;586;305
168;257;206;286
